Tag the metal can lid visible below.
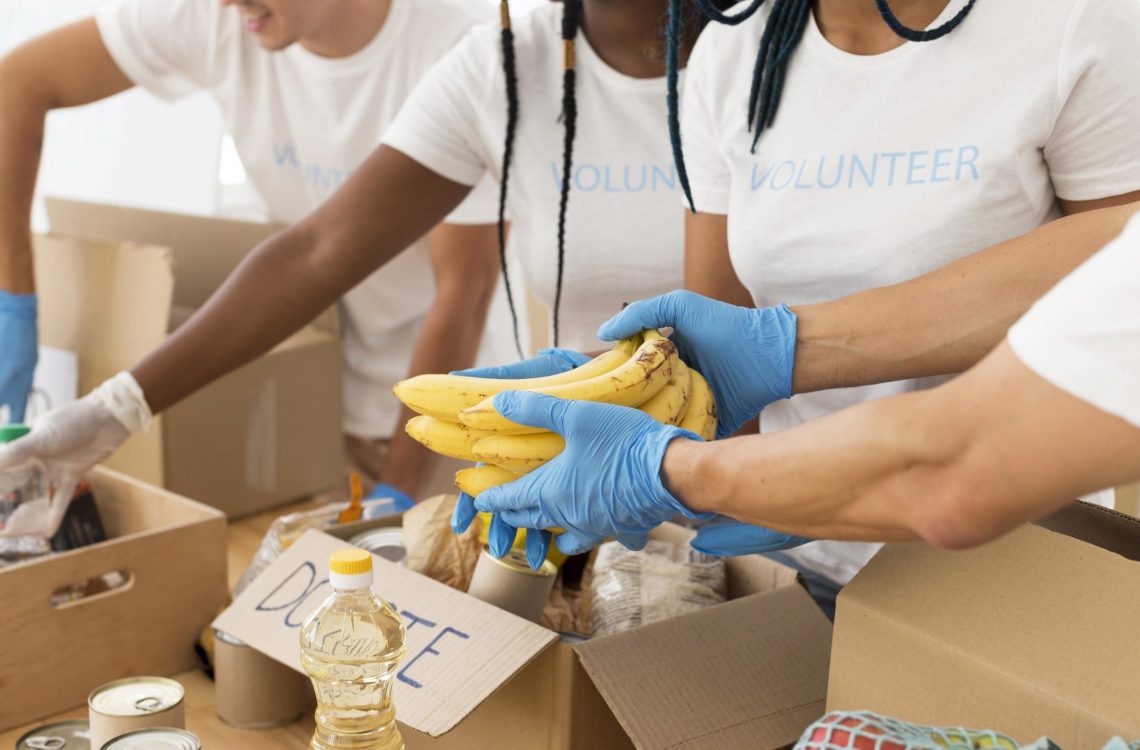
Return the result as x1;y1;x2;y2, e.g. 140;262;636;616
17;720;91;750
213;628;245;646
485;548;557;578
100;728;199;750
349;527;407;564
88;677;184;717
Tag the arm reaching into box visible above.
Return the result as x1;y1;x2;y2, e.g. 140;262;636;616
0;20;134;422
132;146;471;413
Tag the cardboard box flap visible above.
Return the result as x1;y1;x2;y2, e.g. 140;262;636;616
574;586;831;750
46;196;281;310
836;525;1140;736
1035;500;1140;562
212;529;558;737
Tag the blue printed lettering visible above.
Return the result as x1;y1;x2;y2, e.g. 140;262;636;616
882;152;906;187
956;145;980;180
770;161;796;191
817;155;845;190
906;150;929;185
623;165;647;192
272;142;299;168
604;165;620;192
652;164;676;192
794;159;812;190
254;562;331;628
398;626;470;689
399;610;437;632
930;148;954;183
751;163;774;190
575;165;601;192
848;154;877;189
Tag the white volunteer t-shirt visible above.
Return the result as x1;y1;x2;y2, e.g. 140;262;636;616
683;0;1140;584
1010;213;1140;431
381;4;686;352
96;0;500;439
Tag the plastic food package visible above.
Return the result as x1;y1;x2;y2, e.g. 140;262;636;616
0;460;83;565
233;496;405;596
588;539;726;638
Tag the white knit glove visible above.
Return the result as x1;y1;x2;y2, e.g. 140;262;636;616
0;372;152;533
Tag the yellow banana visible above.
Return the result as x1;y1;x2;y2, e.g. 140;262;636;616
639;357;693;425
472;431;565;474
454;464;522;496
393;336;639;421
459;331;677;434
404;415;491;462
678;367;718;441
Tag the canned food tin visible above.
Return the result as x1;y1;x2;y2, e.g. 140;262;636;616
466;548;557;622
88;677;185;750
348;527;406;564
16;719;91;750
99;728;200;750
213;628;313;729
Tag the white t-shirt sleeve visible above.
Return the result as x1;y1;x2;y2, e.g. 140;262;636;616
1044;0;1140;201
1008;213;1140;429
96;0;222;100
679;26;732;215
444;174;499;226
381;24;497;188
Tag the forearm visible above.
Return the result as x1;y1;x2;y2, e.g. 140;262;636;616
665;392;939;543
382;278;495;495
0;59;49;293
791;202;1139;393
132;146;471;413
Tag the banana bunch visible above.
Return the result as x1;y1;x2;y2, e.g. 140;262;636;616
393;330;718;534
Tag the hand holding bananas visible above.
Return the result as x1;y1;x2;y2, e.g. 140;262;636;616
473;391;712;555
448;348;591;563
597;291;797;438
393;330;719;566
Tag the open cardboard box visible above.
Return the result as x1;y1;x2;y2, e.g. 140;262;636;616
34;198;344;518
214;518;834;750
0;467;228;731
828;501;1140;746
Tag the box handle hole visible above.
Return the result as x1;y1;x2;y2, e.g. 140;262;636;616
50;569;133;608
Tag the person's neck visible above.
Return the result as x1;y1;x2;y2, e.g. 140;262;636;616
300;0;392;58
581;0;699;79
814;0;949;55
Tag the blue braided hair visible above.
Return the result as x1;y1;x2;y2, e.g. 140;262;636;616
668;0;981;212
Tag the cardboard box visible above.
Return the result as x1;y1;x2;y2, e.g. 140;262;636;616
214;521;833;750
0;467;228;731
35;198;344;518
827;501;1140;746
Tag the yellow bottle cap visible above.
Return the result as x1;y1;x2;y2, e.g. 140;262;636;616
330;548;373;576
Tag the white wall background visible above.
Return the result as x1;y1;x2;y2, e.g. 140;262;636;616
0;1;224;230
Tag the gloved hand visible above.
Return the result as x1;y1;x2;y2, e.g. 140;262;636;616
597;290;797;438
473;391;711;556
690;515;811;556
0;292;38;424
365;482;415;513
451;348;591;379
451;348;590;568
0;372;152;508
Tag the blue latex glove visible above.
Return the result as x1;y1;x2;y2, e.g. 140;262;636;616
690;515;811;556
364;482;416;515
597;290;796;438
451;349;590;567
473;391;712;556
0;292;37;424
451;348;591;379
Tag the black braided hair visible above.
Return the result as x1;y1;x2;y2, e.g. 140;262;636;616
497;0;524;358
551;0;582;347
668;0;982;212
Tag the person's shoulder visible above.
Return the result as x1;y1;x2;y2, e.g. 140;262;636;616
401;0;496;37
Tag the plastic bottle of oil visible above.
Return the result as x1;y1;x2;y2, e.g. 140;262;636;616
300;548;407;750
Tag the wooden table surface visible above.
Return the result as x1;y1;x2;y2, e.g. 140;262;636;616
1;497;324;749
